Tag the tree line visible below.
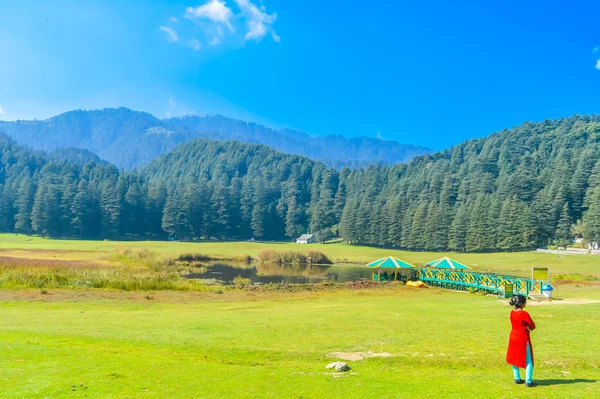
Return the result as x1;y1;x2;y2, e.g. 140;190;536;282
1;114;600;252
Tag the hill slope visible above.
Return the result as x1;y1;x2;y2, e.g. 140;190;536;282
0;108;431;170
338;115;600;251
1;115;599;251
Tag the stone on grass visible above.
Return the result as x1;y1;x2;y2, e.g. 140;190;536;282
326;362;351;372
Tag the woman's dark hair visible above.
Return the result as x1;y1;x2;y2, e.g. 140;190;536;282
509;295;527;309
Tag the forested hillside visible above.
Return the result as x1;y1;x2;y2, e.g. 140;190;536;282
45;148;108;166
1;115;600;251
0;108;431;170
142;140;342;240
0;134;338;241
338;115;600;251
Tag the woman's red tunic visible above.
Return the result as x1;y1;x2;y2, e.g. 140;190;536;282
506;309;536;368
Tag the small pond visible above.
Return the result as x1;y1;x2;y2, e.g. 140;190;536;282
187;262;373;284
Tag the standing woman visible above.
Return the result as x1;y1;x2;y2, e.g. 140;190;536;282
506;295;536;387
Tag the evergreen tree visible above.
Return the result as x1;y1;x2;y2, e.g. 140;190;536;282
583;187;600;246
496;197;521;251
124;180;145;236
211;174;232;239
467;195;495;252
555;203;572;246
100;180;120;238
14;177;35;234
448;202;469;252
407;201;428;250
71;180;91;237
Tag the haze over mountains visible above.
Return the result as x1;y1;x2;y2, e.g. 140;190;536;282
0;108;431;170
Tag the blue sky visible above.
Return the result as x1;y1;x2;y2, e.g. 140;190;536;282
0;0;599;149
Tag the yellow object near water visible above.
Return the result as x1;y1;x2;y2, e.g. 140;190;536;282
406;280;428;288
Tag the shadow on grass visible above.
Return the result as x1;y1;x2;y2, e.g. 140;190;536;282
536;379;597;386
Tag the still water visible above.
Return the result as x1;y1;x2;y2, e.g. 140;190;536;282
188;262;373;284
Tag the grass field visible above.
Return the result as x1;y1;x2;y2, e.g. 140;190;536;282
1;234;599;397
1;234;600;278
1;287;599;398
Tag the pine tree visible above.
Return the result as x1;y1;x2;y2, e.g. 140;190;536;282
340;198;359;244
31;183;47;236
387;197;405;248
570;149;598;219
115;174;129;235
285;188;304;240
211;175;232;239
100;180;120;238
146;182;167;238
310;169;337;233
14;177;35;235
70;180;90;237
424;201;440;251
496;197;521;251
407;201;428;250
228;177;244;238
0;184;14;232
161;190;181;239
124;180;145;236
583;187;600;247
251;177;268;239
555;203;572;246
467;194;495;252
448;202;469;252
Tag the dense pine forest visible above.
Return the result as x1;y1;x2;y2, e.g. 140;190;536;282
1;114;600;251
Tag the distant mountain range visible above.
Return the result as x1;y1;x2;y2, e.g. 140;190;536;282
0;107;431;170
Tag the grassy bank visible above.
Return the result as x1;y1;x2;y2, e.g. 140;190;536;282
256;249;332;265
0;287;598;398
0;248;213;291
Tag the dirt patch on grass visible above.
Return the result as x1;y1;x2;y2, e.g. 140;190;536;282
0;256;104;268
0;283;406;304
0;248;103;257
528;298;600;306
555;280;600;286
238;280;400;293
328;351;395;361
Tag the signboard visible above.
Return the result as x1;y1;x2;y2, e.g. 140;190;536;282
504;283;514;298
532;267;550;282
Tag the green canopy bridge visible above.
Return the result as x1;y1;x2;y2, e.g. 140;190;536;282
367;256;543;296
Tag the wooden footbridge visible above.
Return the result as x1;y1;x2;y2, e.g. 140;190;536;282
368;256;545;296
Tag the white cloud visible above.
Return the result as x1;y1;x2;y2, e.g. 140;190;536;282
271;31;281;43
209;37;221;45
233;0;279;42
186;0;234;31
594;46;600;53
160;26;179;42
188;38;202;51
596;59;600;70
0;104;5;118
170;16;179;22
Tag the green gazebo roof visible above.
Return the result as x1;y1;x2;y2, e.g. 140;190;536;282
366;256;416;269
425;257;470;270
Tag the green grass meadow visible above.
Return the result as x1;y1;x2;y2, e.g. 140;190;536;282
1;288;599;398
2;234;600;277
1;234;599;398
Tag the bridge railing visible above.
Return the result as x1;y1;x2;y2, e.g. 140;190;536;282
415;268;541;295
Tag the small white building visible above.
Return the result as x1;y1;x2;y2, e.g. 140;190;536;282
296;234;318;244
